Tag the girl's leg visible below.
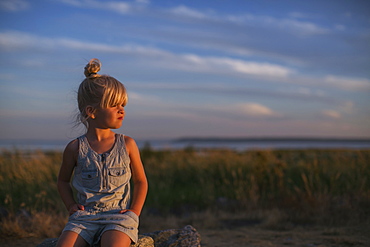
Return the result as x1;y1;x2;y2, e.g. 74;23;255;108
56;230;88;247
100;230;132;247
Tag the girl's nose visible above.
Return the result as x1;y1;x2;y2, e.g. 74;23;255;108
118;106;124;113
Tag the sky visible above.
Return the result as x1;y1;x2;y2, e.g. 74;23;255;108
0;0;369;142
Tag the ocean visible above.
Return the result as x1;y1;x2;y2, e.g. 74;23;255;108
1;137;370;151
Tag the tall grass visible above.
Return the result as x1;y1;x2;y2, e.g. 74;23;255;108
0;150;65;214
0;150;67;238
1;147;369;238
142;148;370;220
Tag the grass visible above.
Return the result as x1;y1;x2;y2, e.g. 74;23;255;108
0;147;369;238
143;148;370;216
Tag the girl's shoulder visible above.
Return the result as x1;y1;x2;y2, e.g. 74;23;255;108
63;139;79;157
123;135;137;145
123;135;139;153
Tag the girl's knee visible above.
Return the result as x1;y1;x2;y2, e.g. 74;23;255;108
56;230;88;247
100;230;132;247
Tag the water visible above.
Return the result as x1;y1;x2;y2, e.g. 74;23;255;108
1;138;370;151
0;139;67;151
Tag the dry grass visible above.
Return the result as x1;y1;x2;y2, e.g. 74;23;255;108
0;212;67;239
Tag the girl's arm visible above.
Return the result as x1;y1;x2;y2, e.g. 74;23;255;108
123;136;148;216
57;139;84;215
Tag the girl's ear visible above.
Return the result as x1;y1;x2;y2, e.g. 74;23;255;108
86;106;96;119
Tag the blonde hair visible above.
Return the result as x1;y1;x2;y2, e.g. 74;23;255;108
77;58;128;127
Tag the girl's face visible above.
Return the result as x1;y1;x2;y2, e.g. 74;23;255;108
92;104;125;129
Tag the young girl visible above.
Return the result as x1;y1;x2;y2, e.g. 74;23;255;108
56;59;148;247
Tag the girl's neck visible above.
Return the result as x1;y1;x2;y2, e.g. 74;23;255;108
85;128;115;142
85;129;117;154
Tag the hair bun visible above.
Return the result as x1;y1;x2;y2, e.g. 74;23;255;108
84;58;101;78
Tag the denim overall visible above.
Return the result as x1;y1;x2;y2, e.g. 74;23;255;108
62;134;139;246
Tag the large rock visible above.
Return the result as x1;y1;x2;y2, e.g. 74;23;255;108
143;225;201;247
36;225;201;247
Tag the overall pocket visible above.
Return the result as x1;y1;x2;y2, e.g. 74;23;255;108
108;167;129;187
124;210;139;223
81;169;99;188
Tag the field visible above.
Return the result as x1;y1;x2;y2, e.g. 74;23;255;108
0;147;369;246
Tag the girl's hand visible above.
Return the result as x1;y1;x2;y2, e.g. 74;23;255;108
68;203;85;216
119;209;139;216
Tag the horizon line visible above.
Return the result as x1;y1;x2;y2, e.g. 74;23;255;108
2;136;370;143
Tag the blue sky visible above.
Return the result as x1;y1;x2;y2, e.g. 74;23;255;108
0;0;369;141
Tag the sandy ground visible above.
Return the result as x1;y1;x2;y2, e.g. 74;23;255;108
1;224;369;247
199;225;370;247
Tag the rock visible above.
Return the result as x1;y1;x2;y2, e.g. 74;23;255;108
36;225;200;247
143;225;201;247
132;235;154;247
36;238;58;247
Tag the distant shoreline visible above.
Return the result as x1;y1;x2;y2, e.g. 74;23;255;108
1;136;370;143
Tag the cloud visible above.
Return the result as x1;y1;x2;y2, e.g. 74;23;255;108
200;102;281;119
324;75;370;91
58;1;328;37
58;0;136;14
1;30;367;94
55;1;362;75
130;82;346;107
179;54;294;78
238;103;278;117
104;1;131;14
0;31;41;50
0;31;294;80
227;13;328;36
280;74;370;92
56;38;167;56
127;91;280;122
169;5;207;19
0;0;29;12
126;91;163;107
0;30;170;56
321;110;341;119
208;57;293;77
166;5;328;36
277;19;328;35
2;85;66;100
